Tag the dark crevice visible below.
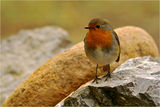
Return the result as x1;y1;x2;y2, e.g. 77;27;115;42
89;86;156;106
103;87;156;106
89;86;113;106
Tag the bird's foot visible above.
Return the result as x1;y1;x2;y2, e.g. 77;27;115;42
103;73;111;81
92;76;101;84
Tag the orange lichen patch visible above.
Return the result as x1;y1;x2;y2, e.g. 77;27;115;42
85;30;113;49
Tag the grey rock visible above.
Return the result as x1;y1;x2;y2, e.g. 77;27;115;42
0;26;72;105
56;56;160;106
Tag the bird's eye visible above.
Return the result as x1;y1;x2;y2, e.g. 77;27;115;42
96;25;100;28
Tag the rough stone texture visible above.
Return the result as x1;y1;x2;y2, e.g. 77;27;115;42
56;56;160;106
2;26;159;106
0;26;72;105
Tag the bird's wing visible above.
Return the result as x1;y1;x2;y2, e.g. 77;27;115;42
113;31;120;62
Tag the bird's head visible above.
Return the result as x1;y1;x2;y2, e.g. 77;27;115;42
85;18;113;32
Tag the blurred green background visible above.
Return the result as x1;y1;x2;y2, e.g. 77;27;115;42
1;1;159;51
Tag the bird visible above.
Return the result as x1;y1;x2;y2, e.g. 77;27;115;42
84;18;120;83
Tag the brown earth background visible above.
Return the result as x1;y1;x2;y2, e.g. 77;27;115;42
1;1;159;52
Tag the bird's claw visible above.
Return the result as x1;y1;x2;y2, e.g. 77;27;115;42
92;76;101;84
103;73;111;81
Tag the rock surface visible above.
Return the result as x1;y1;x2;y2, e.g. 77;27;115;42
56;56;160;106
0;26;72;105
2;26;159;106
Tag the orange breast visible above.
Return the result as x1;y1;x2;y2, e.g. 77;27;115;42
85;30;113;49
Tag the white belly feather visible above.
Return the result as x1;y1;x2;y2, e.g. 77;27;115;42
85;42;119;65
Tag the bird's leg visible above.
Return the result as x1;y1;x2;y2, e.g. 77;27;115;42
92;64;101;83
103;64;111;81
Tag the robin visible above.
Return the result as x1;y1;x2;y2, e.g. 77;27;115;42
84;18;121;83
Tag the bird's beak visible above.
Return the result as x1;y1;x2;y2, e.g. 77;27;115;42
85;27;90;29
